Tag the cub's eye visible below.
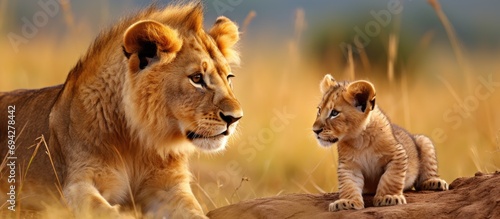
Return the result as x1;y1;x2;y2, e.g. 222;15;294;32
329;110;340;118
189;73;205;88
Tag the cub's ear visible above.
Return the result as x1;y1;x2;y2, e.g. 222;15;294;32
123;20;182;72
343;80;376;113
209;16;240;65
320;74;338;94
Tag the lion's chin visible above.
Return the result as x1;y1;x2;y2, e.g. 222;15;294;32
191;135;229;152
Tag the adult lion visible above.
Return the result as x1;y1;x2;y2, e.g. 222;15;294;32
0;2;242;218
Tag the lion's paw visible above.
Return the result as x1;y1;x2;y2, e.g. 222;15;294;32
173;211;209;219
193;215;209;219
183;215;208;219
421;178;448;191
373;194;406;207
328;199;364;211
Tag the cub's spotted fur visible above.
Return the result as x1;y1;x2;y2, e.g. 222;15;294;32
313;74;448;211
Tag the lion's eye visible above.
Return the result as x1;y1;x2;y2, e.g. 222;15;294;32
189;73;205;88
190;73;203;84
330;110;340;119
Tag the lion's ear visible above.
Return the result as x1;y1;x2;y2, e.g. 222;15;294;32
209;16;240;65
123;20;182;72
320;74;337;94
343;80;376;113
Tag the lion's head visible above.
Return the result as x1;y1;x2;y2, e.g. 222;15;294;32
121;4;242;153
312;74;376;147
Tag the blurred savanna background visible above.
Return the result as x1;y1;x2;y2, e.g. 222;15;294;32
1;0;500;214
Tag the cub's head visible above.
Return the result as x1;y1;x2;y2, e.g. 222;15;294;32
312;74;376;147
122;4;242;153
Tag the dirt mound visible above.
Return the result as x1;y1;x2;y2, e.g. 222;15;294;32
207;172;500;219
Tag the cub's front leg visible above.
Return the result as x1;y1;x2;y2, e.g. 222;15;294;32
373;144;408;207
329;162;365;211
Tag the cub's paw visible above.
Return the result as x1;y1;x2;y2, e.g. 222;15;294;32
328;199;364;211
421;178;448;191
373;194;407;207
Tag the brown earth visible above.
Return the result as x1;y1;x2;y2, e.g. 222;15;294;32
207;172;500;219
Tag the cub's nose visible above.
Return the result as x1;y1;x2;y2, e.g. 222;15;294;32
313;128;323;135
220;112;242;126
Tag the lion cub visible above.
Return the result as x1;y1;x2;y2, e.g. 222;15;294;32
313;74;448;211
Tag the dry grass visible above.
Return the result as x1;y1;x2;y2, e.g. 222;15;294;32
387;34;398;82
427;0;472;92
0;1;499;217
242;11;256;34
59;0;75;28
345;44;355;80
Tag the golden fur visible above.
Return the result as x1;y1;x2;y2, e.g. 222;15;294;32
313;74;448;211
0;2;242;218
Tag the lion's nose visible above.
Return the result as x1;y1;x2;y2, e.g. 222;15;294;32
313;128;323;135
219;112;242;126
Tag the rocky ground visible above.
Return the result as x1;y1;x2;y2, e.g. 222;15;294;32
207;172;500;219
